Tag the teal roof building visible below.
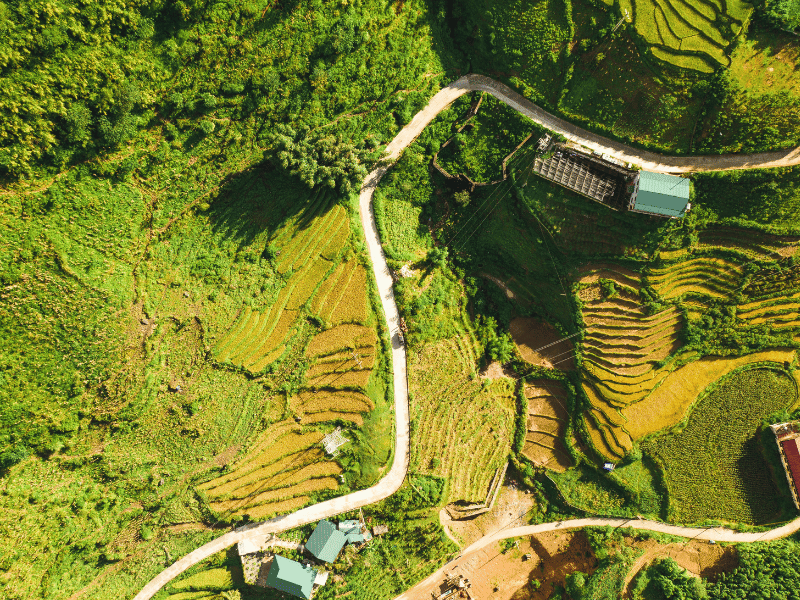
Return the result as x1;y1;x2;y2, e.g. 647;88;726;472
631;171;691;218
306;520;347;563
265;555;317;599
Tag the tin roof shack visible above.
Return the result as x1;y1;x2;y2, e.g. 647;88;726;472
265;555;318;599
531;143;638;211
306;520;348;563
629;171;692;218
771;422;800;510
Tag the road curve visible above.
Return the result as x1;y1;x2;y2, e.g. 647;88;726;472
455;74;800;173
131;74;800;600
394;516;800;600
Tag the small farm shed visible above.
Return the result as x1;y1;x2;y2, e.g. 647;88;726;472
265;555;317;599
630;171;691;218
306;520;347;563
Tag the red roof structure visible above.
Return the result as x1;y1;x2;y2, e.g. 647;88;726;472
782;439;800;491
771;422;800;510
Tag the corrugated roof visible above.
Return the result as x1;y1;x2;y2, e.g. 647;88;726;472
633;171;691;217
306;520;346;563
339;520;360;531
265;555;316;599
638;171;691;199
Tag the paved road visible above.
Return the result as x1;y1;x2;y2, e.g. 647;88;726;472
455;74;800;173
130;74;800;600
394;516;800;600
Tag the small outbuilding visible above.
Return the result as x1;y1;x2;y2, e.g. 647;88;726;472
265;555;317;599
306;520;347;563
630;171;691;218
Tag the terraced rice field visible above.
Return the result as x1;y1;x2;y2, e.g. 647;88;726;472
699;227;800;259
213;204;351;372
620;0;753;72
523;380;572;472
738;292;800;329
200;202;384;521
577;264;685;460
647;255;744;300
409;330;516;503
198;424;342;520
621;349;795;439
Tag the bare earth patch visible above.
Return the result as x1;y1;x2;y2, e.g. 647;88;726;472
442;480;537;548
481;361;511;380
623;539;739;597
510;318;575;370
402;531;596;600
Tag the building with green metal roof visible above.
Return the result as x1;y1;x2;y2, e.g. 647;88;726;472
306;520;347;563
265;555;317;599
630;171;691;218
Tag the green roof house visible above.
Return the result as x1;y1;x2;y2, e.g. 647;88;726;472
265;555;317;599
306;520;346;563
631;171;691;218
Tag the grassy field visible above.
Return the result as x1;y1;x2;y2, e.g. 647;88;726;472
643;368;797;524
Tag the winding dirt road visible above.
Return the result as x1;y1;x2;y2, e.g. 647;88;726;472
394;516;800;600
130;74;800;600
456;74;800;173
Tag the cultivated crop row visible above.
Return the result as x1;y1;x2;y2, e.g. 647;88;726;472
523;381;573;472
643;369;793;524
409;334;515;503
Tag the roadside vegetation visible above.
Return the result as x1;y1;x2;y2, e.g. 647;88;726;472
158;479;457;600
0;0;458;597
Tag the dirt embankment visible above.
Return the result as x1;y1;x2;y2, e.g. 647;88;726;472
403;531;597;600
623;539;739;597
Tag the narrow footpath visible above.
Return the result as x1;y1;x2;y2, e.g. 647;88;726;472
130;74;800;600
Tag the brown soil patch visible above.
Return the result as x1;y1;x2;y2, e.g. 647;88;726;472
442;480;537;548
481;361;511;380
523;381;572;472
624;539;739;597
405;531;597;600
510;318;575;371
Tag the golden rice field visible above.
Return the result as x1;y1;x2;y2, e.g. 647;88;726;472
647;255;743;300
199;204;384;521
409;330;516;503
523;380;572;472
577;260;795;461
198;424;343;519
619;0;752;72
213;204;351;372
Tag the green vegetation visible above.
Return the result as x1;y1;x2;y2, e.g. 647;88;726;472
643;368;796;524
708;539;800;598
162;482;458;600
453;0;574;106
0;0;459;595
437;95;535;183
565;527;640;600
631;558;708;600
